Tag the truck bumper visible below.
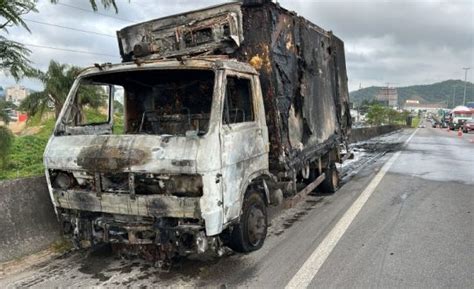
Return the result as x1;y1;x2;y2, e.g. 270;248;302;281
53;189;201;219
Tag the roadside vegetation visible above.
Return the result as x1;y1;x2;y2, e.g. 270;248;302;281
0;107;123;180
411;116;421;128
0;1;125;180
0;126;14;169
0;59;123;180
0;117;53;180
365;103;410;126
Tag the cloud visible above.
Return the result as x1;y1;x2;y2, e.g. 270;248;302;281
1;0;472;92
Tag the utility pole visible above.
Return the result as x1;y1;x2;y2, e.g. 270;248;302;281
452;86;456;108
462;67;470;106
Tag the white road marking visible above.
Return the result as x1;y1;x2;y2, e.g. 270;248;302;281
285;128;419;289
404;128;418;144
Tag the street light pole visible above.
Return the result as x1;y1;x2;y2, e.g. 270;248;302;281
453;86;456;107
462;67;471;106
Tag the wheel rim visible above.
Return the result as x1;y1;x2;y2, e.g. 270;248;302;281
247;205;266;247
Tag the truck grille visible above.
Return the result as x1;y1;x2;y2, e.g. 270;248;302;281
101;173;130;193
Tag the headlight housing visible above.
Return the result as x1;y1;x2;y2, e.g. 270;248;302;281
50;170;76;190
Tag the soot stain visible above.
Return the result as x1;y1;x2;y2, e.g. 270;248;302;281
77;143;150;172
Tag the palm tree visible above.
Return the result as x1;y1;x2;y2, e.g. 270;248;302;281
20;61;77;118
21;60;104;119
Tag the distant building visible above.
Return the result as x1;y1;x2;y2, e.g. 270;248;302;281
6;85;30;106
403;102;446;113
376;87;398;107
405;99;419;104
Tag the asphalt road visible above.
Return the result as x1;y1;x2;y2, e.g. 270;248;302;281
1;125;473;288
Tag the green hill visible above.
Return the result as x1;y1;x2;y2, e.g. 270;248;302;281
350;80;474;108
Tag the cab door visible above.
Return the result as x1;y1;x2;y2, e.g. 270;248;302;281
220;73;267;224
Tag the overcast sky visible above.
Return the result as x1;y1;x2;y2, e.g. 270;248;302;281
1;0;473;92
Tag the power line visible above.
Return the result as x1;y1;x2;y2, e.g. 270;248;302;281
21;43;119;58
24;18;115;38
55;2;135;23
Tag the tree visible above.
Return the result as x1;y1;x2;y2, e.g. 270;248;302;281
20;60;105;119
386;108;399;124
366;104;387;126
0;0;120;80
0;0;37;80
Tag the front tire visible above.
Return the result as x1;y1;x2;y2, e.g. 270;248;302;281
228;191;268;253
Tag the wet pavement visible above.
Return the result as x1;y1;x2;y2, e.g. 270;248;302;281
1;126;473;288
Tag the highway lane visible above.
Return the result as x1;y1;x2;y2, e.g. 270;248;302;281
1;126;472;288
306;125;474;289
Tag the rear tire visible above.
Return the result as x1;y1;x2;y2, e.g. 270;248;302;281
228;191;268;253
320;162;339;194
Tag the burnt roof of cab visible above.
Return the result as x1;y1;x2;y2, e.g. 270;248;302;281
119;2;242;31
80;58;258;77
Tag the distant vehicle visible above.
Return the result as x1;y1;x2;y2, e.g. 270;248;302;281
448;106;472;130
2;108;17;122
419;123;426;128
462;119;474;133
431;121;438;128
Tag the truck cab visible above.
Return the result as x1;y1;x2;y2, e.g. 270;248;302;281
448;106;473;130
44;59;270;257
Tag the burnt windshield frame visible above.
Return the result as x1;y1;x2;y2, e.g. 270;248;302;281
74;79;114;127
58;67;217;137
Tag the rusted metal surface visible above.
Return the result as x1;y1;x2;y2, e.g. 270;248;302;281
235;2;351;173
117;3;244;61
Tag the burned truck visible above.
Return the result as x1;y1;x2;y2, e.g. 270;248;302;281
44;0;351;260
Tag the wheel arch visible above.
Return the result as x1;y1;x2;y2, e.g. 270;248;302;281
239;170;275;208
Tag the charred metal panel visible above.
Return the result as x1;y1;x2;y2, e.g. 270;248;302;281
298;19;337;145
54;189;201;219
234;5;283;170
117;3;244;61
44;116;226;235
235;2;350;172
331;35;352;139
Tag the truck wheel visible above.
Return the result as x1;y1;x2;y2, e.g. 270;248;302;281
228;191;267;253
320;163;339;194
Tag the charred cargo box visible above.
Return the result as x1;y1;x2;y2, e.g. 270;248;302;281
117;0;351;174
